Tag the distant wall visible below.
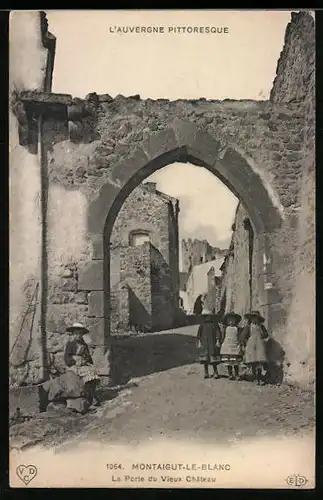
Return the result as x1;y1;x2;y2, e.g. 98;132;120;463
186;259;223;313
181;238;227;273
220;203;256;316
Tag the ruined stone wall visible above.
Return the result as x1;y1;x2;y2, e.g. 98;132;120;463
47;180;179;343
45;96;304;354
205;269;222;313
119;243;152;331
108;183;178;331
9;12;53;385
150;244;174;330
219;203;255;316
182;238;227;272
110;183;174;263
270;11;315;384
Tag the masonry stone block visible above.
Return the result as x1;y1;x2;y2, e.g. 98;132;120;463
87;318;106;346
88;291;105;317
88;182;122;234
91;233;104;260
75;291;88;304
242;179;282;232
92;346;110;376
172;118;220;166
78;260;104;291
61;277;77;292
109;147;148;187
142;128;178;160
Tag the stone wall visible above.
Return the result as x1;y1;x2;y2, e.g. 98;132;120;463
110;183;176;263
182;238;227;273
47;180;180;344
270;11;315;384
218;11;315;385
205;270;222;313
9;11;55;385
119;243;152;330
43;95;305;374
106;183;179;331
219;202;254;316
150;244;175;330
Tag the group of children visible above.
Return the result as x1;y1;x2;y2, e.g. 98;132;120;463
196;310;270;384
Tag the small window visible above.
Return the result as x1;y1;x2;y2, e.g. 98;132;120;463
130;231;150;247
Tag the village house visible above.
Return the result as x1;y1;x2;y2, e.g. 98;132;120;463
110;181;180;333
181;255;224;314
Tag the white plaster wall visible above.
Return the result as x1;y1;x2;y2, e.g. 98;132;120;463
9;11;47;92
9;11;46;374
186;260;222;312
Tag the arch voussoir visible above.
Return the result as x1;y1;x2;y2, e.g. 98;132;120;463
109;147;149;187
141;128;178;161
171;118;221;167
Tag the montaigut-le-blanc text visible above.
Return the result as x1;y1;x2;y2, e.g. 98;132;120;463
108;26;229;34
132;463;231;471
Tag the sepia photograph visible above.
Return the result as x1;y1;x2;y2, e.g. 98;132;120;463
9;9;315;488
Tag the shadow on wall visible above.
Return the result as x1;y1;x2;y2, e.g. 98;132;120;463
150;245;174;331
109;333;199;385
265;337;285;385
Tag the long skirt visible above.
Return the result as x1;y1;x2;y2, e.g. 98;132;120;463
221;328;242;366
221;354;242;366
198;345;221;365
244;332;267;365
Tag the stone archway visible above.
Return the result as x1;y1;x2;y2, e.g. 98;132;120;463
83;118;284;358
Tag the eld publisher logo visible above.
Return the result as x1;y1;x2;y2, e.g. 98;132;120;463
286;474;308;487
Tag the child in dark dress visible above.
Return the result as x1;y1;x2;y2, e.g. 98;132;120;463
197;311;223;379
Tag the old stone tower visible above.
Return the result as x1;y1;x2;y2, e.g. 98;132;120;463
110;182;180;333
181;238;227;273
9;11;315;389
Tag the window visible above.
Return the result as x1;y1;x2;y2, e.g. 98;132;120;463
130;230;150;247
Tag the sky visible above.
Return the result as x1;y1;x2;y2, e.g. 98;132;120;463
46;10;293;253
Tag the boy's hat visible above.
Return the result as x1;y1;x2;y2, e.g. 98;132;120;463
66;322;89;334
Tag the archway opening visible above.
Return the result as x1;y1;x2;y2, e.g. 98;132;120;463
108;161;242;337
86;124;284;382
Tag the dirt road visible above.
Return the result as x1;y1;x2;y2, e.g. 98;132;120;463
10;326;315;451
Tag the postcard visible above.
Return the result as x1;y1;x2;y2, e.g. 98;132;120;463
9;9;315;489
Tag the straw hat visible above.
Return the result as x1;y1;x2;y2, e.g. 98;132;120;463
244;310;265;323
66;322;89;334
223;312;242;325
